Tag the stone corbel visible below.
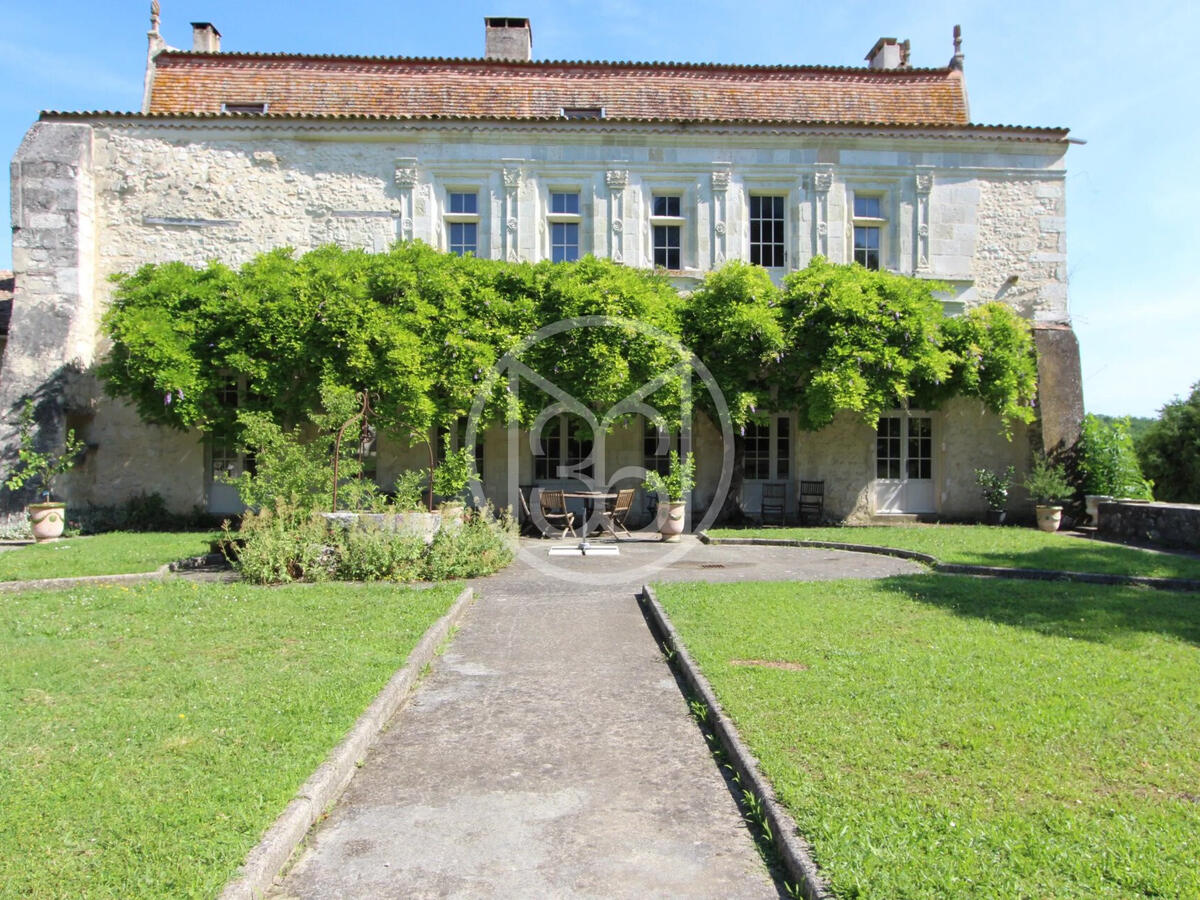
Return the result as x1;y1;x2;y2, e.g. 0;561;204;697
606;169;629;263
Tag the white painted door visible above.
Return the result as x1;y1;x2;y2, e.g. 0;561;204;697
874;415;934;514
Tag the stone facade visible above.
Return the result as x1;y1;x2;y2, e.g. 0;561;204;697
0;23;1082;522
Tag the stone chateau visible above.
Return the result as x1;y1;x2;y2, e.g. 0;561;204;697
0;10;1082;522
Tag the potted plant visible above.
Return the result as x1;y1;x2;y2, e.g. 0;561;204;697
1022;453;1073;533
642;450;695;542
974;465;1014;525
4;400;86;542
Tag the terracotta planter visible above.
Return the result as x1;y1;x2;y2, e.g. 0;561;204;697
28;502;66;542
658;500;687;543
1035;505;1063;533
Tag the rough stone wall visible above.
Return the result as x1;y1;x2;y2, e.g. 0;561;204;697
971;178;1068;322
1;123;95;512
6;118;1073;514
1098;501;1200;552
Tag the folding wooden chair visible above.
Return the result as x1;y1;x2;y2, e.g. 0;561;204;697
761;481;787;526
538;489;577;539
516;485;541;536
798;480;824;525
598;488;635;539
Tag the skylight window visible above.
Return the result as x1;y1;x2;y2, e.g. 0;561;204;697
561;107;604;120
221;102;268;115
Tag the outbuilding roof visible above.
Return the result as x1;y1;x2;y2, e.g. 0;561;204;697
146;52;973;127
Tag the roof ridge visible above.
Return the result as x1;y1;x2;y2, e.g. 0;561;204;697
154;49;956;76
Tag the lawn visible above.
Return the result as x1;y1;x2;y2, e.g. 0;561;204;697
0;579;461;898
656;577;1200;898
0;531;220;581
706;524;1200;581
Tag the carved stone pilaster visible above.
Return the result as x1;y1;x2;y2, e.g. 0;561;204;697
810;166;834;258
914;167;933;271
606;169;628;262
393;158;417;242
501;162;523;262
710;168;730;267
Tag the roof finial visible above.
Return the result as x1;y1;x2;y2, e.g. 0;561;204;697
950;24;964;70
150;0;161;34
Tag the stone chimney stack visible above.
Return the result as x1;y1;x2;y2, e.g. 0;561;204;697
865;37;905;70
484;17;532;61
191;22;221;53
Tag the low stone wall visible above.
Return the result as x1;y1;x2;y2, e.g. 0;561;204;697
1098;501;1200;552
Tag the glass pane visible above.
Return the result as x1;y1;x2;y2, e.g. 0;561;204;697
449;222;476;256
449;192;477;214
653;195;680;217
551;191;579;215
854;195;881;218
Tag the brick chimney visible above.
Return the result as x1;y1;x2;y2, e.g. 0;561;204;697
484;17;532;61
865;37;905;70
191;22;221;53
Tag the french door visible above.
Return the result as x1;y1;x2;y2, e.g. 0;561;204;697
874;414;934;514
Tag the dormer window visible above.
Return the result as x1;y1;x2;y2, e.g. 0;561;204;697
221;102;267;115
561;107;604;120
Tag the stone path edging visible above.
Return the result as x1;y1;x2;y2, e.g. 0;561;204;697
639;584;834;900
0;564;172;592
698;533;1200;593
0;552;228;593
218;586;476;900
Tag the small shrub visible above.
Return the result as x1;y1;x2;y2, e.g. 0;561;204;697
1023;454;1073;506
0;511;33;540
422;510;515;581
333;523;425;582
229;501;332;584
974;466;1014;511
1077;413;1153;499
393;469;428;511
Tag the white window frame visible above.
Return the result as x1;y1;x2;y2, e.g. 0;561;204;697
849;188;889;271
748;193;787;269
445;188;481;257
547;188;583;263
650;192;685;271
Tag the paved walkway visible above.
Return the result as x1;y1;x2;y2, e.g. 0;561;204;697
272;538;920;898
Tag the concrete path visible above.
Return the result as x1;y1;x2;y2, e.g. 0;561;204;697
272;538;921;898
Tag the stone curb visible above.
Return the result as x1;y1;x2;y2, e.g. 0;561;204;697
0;564;172;592
218;586;476;900
639;584;834;900
698;533;1200;593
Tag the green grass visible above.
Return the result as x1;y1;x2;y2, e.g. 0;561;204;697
707;524;1200;580
0;531;220;581
0;579;460;898
656;577;1200;898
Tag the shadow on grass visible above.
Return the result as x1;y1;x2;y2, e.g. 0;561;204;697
875;573;1200;648
950;543;1200;580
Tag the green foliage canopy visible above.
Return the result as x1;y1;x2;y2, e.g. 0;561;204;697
101;249;1040;460
1137;381;1200;502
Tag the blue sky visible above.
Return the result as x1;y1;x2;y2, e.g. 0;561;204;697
1;0;1196;418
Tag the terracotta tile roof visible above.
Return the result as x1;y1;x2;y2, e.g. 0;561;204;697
146;53;972;127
